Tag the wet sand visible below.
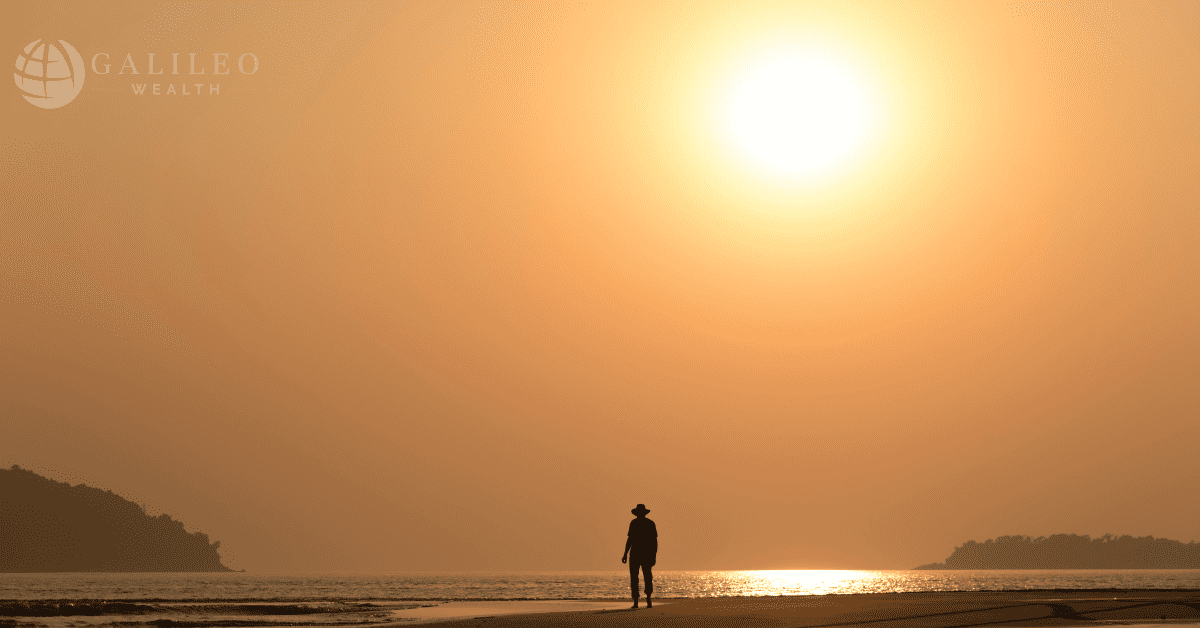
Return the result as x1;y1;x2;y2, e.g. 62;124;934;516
386;600;635;624
398;590;1200;627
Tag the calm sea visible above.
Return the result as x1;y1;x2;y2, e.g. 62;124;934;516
4;570;1200;601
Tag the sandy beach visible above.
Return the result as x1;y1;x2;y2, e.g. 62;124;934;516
400;591;1200;627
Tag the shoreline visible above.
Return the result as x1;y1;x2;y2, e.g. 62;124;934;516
397;590;1200;627
5;591;1200;627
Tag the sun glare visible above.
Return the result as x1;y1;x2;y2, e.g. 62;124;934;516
719;46;878;181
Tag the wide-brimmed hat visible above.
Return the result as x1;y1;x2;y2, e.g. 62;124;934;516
631;503;650;515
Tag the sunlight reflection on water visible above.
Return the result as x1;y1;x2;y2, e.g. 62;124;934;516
665;570;917;596
738;570;887;595
678;570;1200;597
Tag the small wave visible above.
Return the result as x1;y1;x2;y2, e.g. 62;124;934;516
0;602;381;618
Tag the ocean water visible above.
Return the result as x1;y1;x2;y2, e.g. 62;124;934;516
4;571;1200;627
4;569;1200;600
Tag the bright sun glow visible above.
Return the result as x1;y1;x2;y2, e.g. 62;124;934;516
721;47;877;179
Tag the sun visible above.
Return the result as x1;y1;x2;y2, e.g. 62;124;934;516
719;46;878;180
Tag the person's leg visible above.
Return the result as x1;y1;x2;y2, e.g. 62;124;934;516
643;563;653;607
629;560;640;607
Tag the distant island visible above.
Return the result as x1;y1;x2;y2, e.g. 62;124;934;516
915;534;1200;569
0;465;234;572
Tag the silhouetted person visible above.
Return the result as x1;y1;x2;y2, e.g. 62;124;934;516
621;503;657;609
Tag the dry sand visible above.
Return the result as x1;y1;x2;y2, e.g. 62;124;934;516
392;590;1200;627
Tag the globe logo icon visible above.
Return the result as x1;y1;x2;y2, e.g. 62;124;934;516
14;38;86;109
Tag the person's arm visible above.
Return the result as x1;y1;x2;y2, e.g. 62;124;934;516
622;521;633;563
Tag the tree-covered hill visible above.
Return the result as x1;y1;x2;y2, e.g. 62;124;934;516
0;465;233;572
915;534;1200;569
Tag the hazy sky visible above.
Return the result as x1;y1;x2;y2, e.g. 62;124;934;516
2;1;1198;572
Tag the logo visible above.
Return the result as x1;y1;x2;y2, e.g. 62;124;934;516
14;38;86;109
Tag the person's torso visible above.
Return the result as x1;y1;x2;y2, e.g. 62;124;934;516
628;517;657;553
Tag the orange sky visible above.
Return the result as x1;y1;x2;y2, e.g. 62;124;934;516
2;1;1198;571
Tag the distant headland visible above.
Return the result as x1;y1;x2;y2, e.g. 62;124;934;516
0;465;234;572
915;534;1200;569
